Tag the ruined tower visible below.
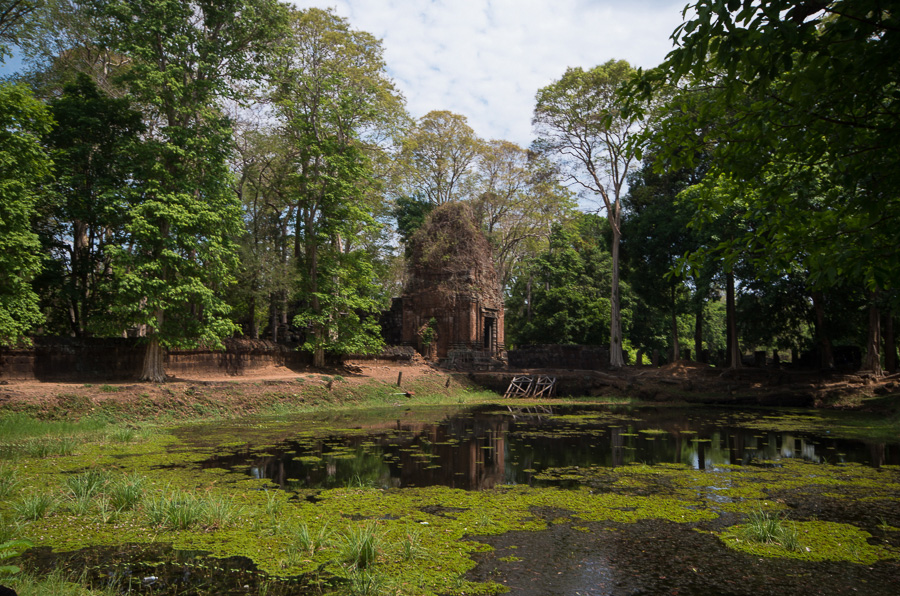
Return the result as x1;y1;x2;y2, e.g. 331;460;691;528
401;202;504;360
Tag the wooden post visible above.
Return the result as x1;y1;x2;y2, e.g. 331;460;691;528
397;371;403;387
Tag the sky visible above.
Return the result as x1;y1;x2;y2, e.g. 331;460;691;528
0;1;692;148
288;0;691;147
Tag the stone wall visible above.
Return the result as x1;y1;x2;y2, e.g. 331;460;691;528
0;338;418;382
508;344;611;370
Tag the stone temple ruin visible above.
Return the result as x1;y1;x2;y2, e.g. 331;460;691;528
394;202;505;367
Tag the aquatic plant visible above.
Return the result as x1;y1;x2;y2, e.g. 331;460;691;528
0;538;33;578
340;523;380;570
740;509;800;550
0;466;19;498
294;522;332;556
14;493;56;521
202;494;243;528
144;491;206;530
65;469;111;500
346;569;386;596
9;567;119;596
107;473;145;511
400;528;423;561
24;437;78;458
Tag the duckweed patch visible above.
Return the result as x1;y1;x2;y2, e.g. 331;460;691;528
4;403;900;595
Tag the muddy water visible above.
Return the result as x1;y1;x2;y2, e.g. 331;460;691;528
15;405;900;595
200;405;900;491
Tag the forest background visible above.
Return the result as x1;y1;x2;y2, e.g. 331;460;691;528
0;0;897;380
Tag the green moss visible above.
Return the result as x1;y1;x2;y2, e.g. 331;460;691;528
720;520;900;564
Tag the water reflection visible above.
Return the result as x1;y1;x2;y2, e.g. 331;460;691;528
200;406;900;491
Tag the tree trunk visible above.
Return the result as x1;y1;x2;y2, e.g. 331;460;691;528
863;294;882;375
811;291;835;369
885;311;896;374
140;336;167;382
249;295;258;339
726;268;741;369
670;284;680;362
694;299;704;363
609;220;625;368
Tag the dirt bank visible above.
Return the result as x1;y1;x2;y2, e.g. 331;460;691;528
1;360;897;420
471;361;900;409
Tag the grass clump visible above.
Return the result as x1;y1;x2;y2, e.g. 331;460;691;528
740;509;801;551
0;466;19;498
65;469;111;500
107;473;145;511
339;523;380;570
144;489;239;531
144;491;206;530
14;493;56;521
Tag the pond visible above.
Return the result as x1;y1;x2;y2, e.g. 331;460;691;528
7;404;900;595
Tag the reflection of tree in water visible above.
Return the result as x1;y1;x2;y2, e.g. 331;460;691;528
200;408;900;491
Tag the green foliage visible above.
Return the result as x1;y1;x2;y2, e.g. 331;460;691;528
0;81;51;345
507;214;633;346
339;522;380;570
14;493;56;521
740;509;800;551
393;194;434;250
89;0;288;373
36;72;145;337
65;469;111;500
636;0;900;293
273;7;402;362
0;538;33;578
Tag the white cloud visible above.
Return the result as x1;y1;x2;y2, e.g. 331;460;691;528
304;1;688;146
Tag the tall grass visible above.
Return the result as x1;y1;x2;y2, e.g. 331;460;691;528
8;568;119;596
107;473;145;511
0;466;19;498
144;490;240;530
65;470;111;500
0;413;107;442
145;491;206;530
740;509;801;551
14;494;56;521
339;523;380;570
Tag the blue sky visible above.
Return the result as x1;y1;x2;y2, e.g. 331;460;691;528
2;1;690;147
287;0;691;146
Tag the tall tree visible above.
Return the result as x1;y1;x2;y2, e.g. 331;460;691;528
473;142;575;288
0;81;51;345
37;72;144;337
506;214;626;347
93;0;288;381
533;59;643;367
398;110;481;205
272;7;405;367
635;0;900;373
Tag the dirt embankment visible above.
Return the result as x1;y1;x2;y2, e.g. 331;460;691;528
1;360;897;420
472;361;900;409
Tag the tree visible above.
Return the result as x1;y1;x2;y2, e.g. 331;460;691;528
398;110;481;205
622;154;706;361
229;121;297;340
506;214;632;348
271;7;405;367
0;81;51;345
635;0;900;373
473;142;575;288
14;0;129;97
37;72;144;337
533;59;643;367
92;0;288;381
